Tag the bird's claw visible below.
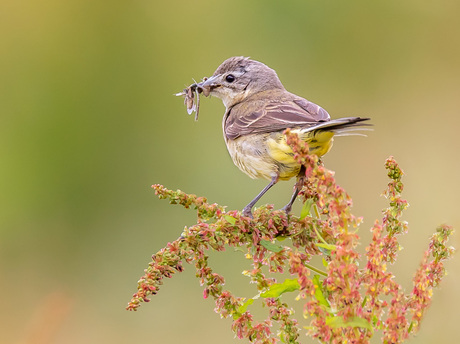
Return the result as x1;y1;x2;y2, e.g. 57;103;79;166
242;207;253;219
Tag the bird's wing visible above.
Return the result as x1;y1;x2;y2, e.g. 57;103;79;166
224;98;331;140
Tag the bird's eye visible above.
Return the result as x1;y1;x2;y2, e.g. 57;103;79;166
225;74;235;83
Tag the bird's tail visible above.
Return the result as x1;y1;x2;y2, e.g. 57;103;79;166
291;117;371;156
302;117;372;137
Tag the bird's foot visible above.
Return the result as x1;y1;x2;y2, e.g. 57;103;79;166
242;206;253;219
281;204;292;216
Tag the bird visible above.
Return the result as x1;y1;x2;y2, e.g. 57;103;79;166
190;56;370;218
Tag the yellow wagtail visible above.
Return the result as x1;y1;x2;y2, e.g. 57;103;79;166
179;56;370;217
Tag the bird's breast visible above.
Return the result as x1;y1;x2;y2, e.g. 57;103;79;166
225;133;302;181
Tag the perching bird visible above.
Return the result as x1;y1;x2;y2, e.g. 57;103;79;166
189;56;370;217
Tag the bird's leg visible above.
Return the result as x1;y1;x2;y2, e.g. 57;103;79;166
282;166;306;215
242;174;279;218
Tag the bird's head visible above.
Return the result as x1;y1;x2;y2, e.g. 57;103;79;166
197;56;285;108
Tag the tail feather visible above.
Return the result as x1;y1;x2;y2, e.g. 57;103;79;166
333;126;373;137
334;132;369;137
302;117;371;133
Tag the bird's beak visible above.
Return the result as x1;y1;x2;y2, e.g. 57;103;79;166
196;75;221;97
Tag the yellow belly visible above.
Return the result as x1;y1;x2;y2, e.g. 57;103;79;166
225;129;334;181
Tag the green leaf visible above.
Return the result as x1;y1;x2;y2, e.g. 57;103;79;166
315;243;336;251
300;198;315;220
326;316;373;332
361;296;368;308
235;298;254;318
372;315;381;328
408;321;414;333
260;240;284;253
260;278;300;298
322;258;329;267
224;215;236;225
312;275;329;308
316;242;336;256
279;332;286;343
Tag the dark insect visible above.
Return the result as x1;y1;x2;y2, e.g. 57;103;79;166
175;77;209;121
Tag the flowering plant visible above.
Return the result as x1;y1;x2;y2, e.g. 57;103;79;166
127;130;454;343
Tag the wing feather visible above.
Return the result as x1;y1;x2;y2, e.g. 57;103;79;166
225;98;331;140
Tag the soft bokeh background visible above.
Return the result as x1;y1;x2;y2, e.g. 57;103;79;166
1;0;459;343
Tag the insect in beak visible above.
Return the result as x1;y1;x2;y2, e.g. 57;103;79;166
175;76;213;121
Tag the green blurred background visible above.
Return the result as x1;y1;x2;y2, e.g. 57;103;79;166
1;0;459;343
